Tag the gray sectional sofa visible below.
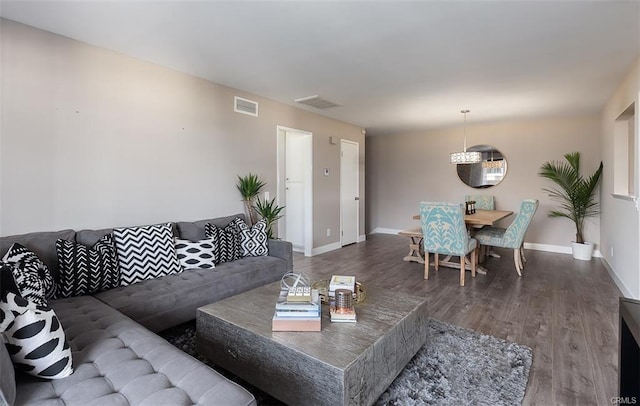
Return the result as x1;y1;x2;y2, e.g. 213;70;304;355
0;214;292;406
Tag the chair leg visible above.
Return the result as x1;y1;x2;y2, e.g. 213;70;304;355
513;249;522;277
459;257;465;286
423;252;429;280
517;247;524;270
520;245;527;263
434;253;439;270
471;248;477;278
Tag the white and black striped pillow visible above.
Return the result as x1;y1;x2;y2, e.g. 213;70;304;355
236;219;269;257
204;220;241;264
113;223;182;286
2;243;56;305
55;234;120;298
174;238;216;269
2;292;73;379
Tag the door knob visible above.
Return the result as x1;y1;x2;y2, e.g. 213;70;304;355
355;197;360;200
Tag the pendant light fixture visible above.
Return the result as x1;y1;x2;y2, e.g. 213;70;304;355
450;109;482;164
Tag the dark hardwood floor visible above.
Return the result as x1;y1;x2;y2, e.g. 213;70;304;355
292;233;622;406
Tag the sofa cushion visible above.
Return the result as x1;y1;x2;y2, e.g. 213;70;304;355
15;296;256;406
2;243;56;304
3;292;74;379
0;341;15;406
176;214;245;241
75;227;113;247
174;238;216;269
0;229;76;283
55;235;120;298
113;223;182;286
94;256;287;333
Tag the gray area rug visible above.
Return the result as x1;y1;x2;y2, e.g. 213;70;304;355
160;318;532;405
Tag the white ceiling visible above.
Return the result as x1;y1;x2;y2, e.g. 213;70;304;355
1;0;639;135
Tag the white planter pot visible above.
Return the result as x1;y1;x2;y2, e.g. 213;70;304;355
571;242;594;261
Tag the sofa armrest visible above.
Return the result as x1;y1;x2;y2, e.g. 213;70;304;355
268;239;293;272
0;338;15;406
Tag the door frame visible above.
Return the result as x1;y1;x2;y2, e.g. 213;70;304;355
276;125;313;257
340;139;359;247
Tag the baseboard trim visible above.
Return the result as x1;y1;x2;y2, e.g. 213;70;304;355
311;242;342;256
371;227;404;235
358;234;367;242
523;242;603;258
371;231;605;258
601;258;635;299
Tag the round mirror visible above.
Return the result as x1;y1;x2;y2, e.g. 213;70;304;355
456;145;507;188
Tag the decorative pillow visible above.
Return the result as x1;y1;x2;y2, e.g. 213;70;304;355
55;234;120;298
174;238;216;269
113;223;182;286
2;243;56;305
236;219;269;257
2;292;73;379
204;219;242;264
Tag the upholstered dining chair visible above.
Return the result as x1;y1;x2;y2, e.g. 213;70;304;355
419;202;478;286
465;195;495;210
472;199;539;276
466;194;496;258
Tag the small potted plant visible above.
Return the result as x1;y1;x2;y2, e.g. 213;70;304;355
538;152;603;260
255;197;285;239
236;173;266;226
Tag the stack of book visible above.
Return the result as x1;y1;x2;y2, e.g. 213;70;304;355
329;275;357;323
272;289;321;332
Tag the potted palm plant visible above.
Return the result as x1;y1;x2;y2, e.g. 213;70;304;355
236;173;266;226
255;197;285;239
538;152;603;260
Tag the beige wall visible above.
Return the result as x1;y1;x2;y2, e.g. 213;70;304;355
600;58;640;299
0;19;365;251
366;114;602;248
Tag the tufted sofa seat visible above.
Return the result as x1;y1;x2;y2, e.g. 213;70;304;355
14;296;256;406
95;242;291;333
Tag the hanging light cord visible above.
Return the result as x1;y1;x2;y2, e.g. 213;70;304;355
461;109;470;152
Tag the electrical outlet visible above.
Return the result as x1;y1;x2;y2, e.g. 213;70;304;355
264;191;270;201
327;228;331;237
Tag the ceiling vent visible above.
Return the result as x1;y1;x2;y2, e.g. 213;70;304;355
294;95;340;109
234;96;258;117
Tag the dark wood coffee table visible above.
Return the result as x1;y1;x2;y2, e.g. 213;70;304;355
196;282;428;406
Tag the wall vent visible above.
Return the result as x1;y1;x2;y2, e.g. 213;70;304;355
234;96;258;117
294;95;340;109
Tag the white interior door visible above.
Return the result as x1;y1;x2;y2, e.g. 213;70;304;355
285;132;306;251
341;140;359;246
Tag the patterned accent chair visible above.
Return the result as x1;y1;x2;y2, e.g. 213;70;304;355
466;194;496;257
419;202;478;286
473;199;538;276
465;195;495;210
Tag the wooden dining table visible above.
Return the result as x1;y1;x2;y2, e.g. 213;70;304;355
411;209;514;226
409;209;514;274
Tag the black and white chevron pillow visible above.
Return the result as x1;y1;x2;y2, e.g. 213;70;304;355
204;219;241;264
1;292;73;379
55;234;120;298
113;223;182;286
174;238;216;269
236;219;269;257
2;243;56;305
